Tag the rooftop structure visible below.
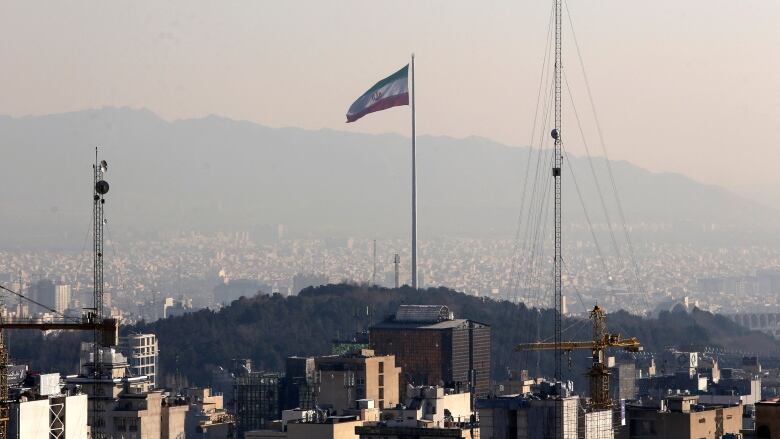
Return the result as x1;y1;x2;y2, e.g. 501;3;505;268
370;306;491;398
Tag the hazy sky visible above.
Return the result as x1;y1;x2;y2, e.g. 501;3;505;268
1;1;779;206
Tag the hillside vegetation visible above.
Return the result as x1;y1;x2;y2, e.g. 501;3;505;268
10;284;778;389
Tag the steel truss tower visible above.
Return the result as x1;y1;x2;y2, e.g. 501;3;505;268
92;148;109;438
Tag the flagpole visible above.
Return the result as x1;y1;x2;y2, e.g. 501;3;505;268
411;53;418;290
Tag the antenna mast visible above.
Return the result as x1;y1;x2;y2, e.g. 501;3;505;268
552;0;563;388
92;148;110;438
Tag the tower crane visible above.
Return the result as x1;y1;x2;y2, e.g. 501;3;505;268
515;305;641;410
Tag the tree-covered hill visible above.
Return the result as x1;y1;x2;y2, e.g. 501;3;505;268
8;284;780;389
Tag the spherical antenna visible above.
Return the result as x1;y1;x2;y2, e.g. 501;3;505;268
95;180;110;195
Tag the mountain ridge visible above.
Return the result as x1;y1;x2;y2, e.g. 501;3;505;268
0;107;775;248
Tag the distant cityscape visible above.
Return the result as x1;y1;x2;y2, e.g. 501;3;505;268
3;231;780;325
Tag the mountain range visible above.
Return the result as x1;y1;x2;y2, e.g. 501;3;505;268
0;107;775;248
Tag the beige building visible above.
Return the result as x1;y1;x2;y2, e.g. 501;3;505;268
246;415;365;439
755;399;780;438
65;343;188;438
382;387;472;427
316;349;401;412
183;387;235;438
618;395;741;439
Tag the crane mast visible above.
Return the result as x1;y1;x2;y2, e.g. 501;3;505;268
516;305;641;410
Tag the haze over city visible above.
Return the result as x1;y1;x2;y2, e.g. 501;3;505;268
2;1;780;207
1;2;780;438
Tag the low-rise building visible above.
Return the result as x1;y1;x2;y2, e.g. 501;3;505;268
183;387;235;438
381;387;472;428
618;395;741;439
477;382;581;439
315;349;400;413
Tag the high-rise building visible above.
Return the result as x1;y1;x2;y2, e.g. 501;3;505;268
118;333;159;388
315;349;400;413
32;279;55;312
54;283;71;314
609;358;637;403
234;372;282;435
369;305;491;397
282;357;316;410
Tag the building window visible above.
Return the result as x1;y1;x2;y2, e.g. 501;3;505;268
379;375;384;386
378;362;384;373
379;388;384;400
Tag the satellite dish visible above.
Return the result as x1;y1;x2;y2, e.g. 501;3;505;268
100;160;108;173
95;180;110;195
551;129;560;140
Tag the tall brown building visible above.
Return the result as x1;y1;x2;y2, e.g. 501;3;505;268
369;305;491;398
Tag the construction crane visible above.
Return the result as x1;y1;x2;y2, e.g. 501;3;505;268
0;149;116;439
515;305;641;410
0;284;119;439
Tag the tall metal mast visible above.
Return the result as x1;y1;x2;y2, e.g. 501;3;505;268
92;148;110;439
552;0;563;388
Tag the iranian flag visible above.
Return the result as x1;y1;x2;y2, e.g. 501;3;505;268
346;64;409;123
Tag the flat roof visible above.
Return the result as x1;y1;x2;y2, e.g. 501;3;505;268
370;319;489;330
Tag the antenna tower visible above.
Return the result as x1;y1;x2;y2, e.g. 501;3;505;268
552;0;563;387
92;148;110;438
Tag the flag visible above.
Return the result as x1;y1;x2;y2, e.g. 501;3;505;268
346;65;409;123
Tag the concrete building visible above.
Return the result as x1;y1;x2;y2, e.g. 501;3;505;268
32;279;55;312
381;386;472;427
618;395;742;439
316;349;401;412
8;372;88;439
609;358;637;403
65;342;187;438
234;372;282;435
183;387;236;438
118;332;159;388
283;357;317;410
54;283;71;314
477;382;580;439
755;399;780;438
370;305;491;398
